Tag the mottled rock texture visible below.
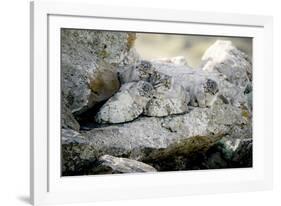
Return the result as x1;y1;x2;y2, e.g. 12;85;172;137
61;35;253;175
62;99;80;131
62;129;98;176
62;29;138;114
96;155;157;173
201;40;252;88
83;103;246;160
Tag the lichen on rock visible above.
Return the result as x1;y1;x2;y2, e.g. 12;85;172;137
61;29;139;114
201;40;252;89
96;155;157;174
61;33;253;175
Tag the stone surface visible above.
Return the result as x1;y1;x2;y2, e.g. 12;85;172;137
61;34;253;175
83;103;247;160
95;81;154;123
201;40;252;89
62;99;80;131
96;155;157;173
61;129;99;176
62;29;138;114
141;134;224;171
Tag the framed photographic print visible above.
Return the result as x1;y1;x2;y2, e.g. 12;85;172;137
30;0;273;205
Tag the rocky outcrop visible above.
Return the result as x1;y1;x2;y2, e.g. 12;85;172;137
61;36;253;175
83;103;246;160
62;100;80;131
201;40;252;88
141;134;224;171
61;129;99;176
95;155;157;173
62;29;138;114
152;60;250;109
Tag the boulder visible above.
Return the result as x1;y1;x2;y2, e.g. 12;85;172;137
95;81;154;123
61;35;253;174
201;40;252;89
61;129;99;176
95;155;157;174
62;29;138;114
141;134;224;171
61;99;80;131
83;103;247;160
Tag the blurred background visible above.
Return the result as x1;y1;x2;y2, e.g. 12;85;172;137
134;33;252;68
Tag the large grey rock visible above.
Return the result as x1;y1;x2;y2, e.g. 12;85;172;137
96;155;157;173
95;81;154;123
141;133;224;171
61;129;99;175
62;99;80;131
201;40;252;89
204;137;252;169
119;48;141;67
62;29;138;114
83;103;247;160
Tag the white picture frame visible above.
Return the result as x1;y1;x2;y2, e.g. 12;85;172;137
30;0;273;205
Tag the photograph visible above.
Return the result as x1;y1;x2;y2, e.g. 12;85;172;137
61;28;253;176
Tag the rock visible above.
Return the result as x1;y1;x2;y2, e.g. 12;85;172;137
95;81;154;123
231;138;252;167
83;103;247;160
95;155;157;173
61;34;253;174
204;151;228;169
62;98;80;131
218;122;252;156
62;29;138;114
203;137;252;169
119;48;141;67
61;129;99;176
161;103;246;136
144;81;190;117
201;40;252;89
141;134;224;171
